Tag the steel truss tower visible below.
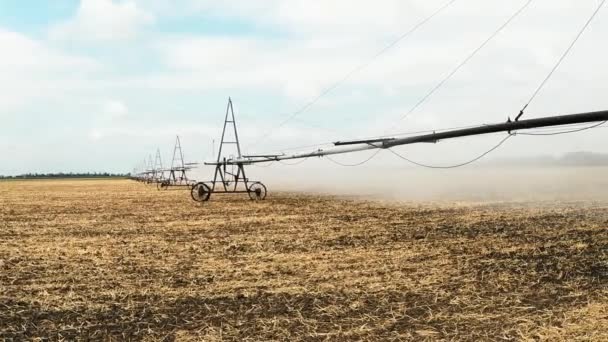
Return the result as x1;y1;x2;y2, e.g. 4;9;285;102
191;98;267;202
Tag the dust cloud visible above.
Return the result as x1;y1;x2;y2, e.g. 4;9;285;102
192;163;608;203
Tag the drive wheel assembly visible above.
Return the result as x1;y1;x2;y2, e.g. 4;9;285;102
248;182;267;201
191;182;211;202
157;181;169;191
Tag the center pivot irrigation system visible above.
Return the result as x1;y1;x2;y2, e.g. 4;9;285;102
188;104;608;202
133;98;608;202
132;136;199;189
132;0;607;202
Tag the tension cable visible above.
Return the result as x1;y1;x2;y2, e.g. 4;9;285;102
516;0;606;121
388;134;513;169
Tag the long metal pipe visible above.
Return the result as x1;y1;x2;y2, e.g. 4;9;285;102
205;143;381;165
207;110;608;165
382;110;608;148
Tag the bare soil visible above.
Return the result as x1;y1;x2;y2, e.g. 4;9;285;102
1;179;607;341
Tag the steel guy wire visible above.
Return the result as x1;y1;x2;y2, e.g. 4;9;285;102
251;0;460;148
516;0;607;121
399;0;534;122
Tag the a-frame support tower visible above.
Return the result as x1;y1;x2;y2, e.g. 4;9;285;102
212;98;247;192
191;98;267;202
157;135;199;190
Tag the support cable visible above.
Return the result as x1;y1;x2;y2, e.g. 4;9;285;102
516;120;606;136
271;123;486;155
340;124;483;148
517;121;600;131
256;115;605;164
278;157;310;166
388;119;605;169
388;134;513;169
275;142;335;153
252;161;276;168
251;0;459;148
515;0;606;121
325;149;382;167
400;0;533;121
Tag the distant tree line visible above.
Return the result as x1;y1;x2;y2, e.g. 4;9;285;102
0;172;130;180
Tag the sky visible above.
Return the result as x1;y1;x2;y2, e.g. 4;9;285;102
0;0;607;175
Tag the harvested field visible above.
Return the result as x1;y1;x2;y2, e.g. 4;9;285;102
1;179;608;341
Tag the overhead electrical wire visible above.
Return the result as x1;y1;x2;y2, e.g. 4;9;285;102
398;0;534;122
515;0;607;120
250;0;460;148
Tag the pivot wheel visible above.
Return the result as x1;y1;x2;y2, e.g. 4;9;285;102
248;182;267;201
191;182;211;202
157;181;169;191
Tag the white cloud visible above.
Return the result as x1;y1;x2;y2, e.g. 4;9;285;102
50;0;154;42
87;123;217;144
0;28;99;113
0;29;99;74
147;0;602;97
151;36;354;98
103;100;129;118
141;0;448;36
3;0;608;174
0;30;88;71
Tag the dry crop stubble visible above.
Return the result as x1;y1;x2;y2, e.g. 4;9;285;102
0;179;607;340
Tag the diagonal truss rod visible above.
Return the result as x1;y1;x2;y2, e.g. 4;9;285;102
207;110;608;166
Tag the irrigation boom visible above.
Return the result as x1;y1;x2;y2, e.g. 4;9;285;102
206;109;608;166
180;101;608;202
136;0;607;202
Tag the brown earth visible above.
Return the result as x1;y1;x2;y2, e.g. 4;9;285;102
0;179;607;341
